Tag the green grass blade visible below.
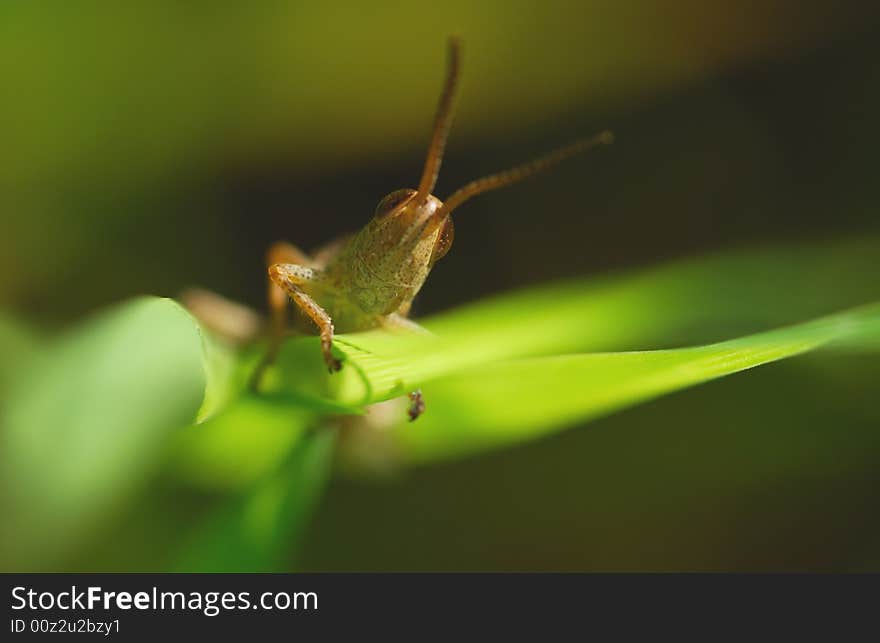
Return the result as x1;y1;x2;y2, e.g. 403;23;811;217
426;236;880;348
322;237;880;405
386;304;880;463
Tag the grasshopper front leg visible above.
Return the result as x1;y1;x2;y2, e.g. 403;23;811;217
250;242;314;391
268;263;342;373
265;242;311;356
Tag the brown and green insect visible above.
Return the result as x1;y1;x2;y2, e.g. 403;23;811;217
253;37;612;417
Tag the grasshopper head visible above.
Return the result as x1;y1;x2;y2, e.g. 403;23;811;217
342;37;610;317
343;188;453;315
370;189;454;267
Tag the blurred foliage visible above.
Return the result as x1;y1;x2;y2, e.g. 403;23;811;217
176;428;335;572
1;1;866;192
1;237;878;571
0;298;204;568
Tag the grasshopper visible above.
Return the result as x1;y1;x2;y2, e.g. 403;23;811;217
253;37;612;417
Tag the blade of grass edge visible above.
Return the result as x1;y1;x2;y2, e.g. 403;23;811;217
327;237;880;405
384;303;880;463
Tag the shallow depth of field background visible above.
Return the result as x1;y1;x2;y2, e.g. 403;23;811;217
2;2;879;570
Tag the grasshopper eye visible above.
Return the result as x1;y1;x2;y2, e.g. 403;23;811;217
430;216;454;265
374;189;416;219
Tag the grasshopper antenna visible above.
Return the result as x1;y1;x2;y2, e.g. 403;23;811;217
434;130;614;222
416;36;462;200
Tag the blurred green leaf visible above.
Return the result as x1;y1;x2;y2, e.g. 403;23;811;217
174;339;359;490
0;296;347;571
175;427;336;572
174;394;314;491
0;297;205;570
196;332;249;423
